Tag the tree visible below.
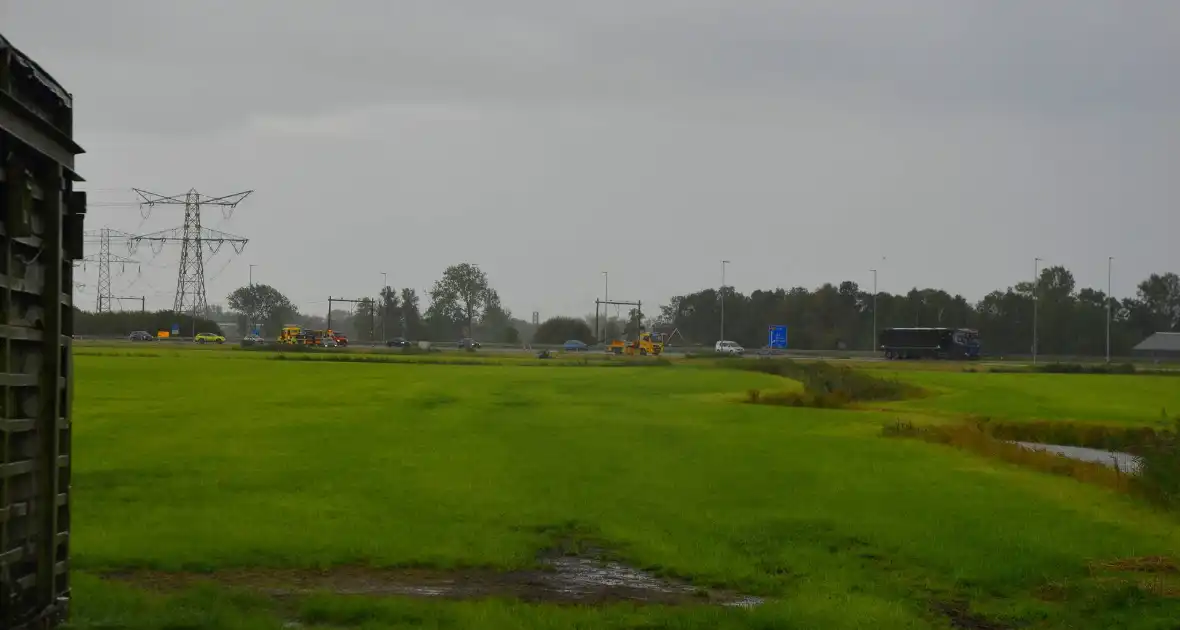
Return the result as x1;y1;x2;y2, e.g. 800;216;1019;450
477;288;513;341
429;263;492;336
75;309;222;338
624;307;645;337
654;266;1180;357
1137;273;1180;332
502;326;521;344
352;298;377;342
534;317;595;344
400;288;421;339
379;286;401;341
226;284;295;335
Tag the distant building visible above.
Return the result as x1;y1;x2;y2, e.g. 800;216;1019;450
1132;332;1180;360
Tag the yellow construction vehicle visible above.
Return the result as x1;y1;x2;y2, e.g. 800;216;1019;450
277;325;303;344
606;331;664;356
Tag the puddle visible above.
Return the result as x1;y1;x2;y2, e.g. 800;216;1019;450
1014;442;1141;474
102;555;764;607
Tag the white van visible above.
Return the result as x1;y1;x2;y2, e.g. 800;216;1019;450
715;340;745;356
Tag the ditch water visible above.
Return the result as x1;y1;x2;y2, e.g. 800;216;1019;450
1015;441;1142;474
545;556;765;607
105;556;766;607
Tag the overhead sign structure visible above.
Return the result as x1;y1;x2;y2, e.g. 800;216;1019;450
768;325;788;350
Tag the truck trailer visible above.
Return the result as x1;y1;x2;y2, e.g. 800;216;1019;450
879;327;980;360
1;32;86;629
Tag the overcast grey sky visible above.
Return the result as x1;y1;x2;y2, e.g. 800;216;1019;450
4;1;1178;319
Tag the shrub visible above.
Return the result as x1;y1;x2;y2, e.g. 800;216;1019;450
1132;421;1180;509
978;419;1169;454
737;359;920;403
534;317;595;345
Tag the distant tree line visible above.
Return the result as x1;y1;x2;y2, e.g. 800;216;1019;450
76;266;1179;354
207;263;531;344
74;309;223;337
652;267;1180;356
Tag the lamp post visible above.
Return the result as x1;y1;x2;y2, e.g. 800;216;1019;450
720;260;730;342
1033;257;1043;365
870;268;878;352
1106;256;1113;364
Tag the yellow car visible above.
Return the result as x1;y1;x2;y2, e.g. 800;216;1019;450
194;332;226;344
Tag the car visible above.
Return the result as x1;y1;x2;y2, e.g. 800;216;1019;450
332;332;349;347
128;330;154;342
387;337;411;348
714;340;744;356
195;332;226;344
241;334;265;346
320;336;338;348
458;337;481;350
563;340;589;352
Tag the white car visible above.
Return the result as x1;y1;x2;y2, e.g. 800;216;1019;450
715;340;745;356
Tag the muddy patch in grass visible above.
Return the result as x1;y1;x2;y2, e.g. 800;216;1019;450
101;555;763;607
931;600;1013;630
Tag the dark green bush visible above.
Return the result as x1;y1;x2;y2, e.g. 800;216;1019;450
738;359;919;408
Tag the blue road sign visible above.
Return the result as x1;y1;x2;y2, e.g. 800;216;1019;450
768;325;788;349
171;323;180;336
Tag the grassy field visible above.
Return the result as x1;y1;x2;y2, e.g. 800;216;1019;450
875;369;1180;426
66;351;1180;629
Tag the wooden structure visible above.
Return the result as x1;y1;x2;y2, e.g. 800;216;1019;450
0;32;86;628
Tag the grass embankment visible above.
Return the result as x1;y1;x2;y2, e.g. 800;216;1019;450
68;353;1180;629
877;369;1180;427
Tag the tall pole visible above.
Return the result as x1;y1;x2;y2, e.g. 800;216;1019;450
1033;257;1042;365
870;268;878;352
249;264;256;286
720;260;730;342
1106;256;1113;364
381;272;388;341
595;299;601;344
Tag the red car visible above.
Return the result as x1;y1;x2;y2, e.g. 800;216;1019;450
332;332;349;347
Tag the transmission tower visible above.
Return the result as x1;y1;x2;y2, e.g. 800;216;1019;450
78;227;140;313
132;188;252;316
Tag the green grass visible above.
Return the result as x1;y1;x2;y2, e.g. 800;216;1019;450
67;353;1180;629
876;370;1180;426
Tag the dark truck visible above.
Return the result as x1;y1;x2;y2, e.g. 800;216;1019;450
879;327;980;360
1;33;86;629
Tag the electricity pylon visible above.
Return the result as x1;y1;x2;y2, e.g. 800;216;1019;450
131;188;251;316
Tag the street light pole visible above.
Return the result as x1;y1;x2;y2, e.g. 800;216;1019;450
1106;256;1113;364
870;268;878;352
720;260;730;342
1033;257;1042;365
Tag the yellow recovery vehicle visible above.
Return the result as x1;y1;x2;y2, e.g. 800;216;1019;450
606;332;665;356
